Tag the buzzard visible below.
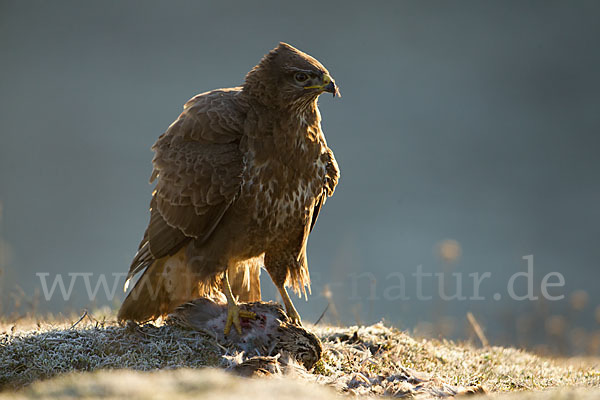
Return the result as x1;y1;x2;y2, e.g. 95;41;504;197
118;43;340;335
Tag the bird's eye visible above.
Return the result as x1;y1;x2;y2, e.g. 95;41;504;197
294;72;309;82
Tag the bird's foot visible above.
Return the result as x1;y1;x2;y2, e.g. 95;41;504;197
224;303;256;335
286;307;302;326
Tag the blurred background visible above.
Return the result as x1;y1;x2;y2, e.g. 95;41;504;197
1;0;599;355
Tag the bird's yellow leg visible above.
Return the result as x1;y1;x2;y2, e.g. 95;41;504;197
276;284;302;325
223;270;256;335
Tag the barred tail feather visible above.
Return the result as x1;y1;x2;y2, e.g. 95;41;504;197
118;248;220;322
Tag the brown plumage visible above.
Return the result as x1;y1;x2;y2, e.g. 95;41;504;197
118;42;340;333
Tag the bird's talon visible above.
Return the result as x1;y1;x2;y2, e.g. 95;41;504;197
224;304;256;335
287;310;302;326
239;310;256;319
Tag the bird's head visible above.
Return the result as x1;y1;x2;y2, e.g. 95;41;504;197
276;324;323;370
243;42;339;110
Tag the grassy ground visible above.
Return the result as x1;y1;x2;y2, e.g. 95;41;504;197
1;313;599;399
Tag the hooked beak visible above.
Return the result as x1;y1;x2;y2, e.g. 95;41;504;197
322;73;339;97
305;73;340;97
324;80;339;97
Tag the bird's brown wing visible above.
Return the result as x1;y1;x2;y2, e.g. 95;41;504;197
125;89;247;286
309;147;340;232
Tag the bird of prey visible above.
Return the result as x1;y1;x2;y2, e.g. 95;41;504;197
118;42;340;336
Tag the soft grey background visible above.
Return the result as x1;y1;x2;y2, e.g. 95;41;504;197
1;1;599;349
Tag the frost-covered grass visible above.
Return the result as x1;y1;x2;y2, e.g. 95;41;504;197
0;317;223;390
1;313;599;399
313;324;599;397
